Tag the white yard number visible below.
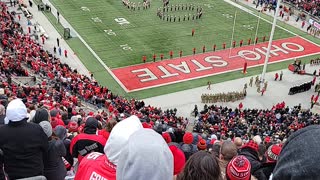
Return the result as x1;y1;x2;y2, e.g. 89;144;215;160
81;7;90;11
243;25;254;30
91;17;102;23
203;4;213;8
114;18;130;25
104;29;116;36
120;44;132;51
222;13;233;19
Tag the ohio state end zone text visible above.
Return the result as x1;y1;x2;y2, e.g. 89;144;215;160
112;36;320;92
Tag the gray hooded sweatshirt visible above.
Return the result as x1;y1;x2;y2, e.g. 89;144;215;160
117;129;173;180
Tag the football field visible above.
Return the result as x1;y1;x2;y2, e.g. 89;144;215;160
45;0;320;98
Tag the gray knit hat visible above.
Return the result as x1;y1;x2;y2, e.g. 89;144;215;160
272;125;320;180
39;121;53;137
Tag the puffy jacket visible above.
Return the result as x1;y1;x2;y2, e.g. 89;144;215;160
70;133;106;163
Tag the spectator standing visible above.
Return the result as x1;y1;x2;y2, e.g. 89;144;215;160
40;121;67;180
239;140;262;179
54;125;74;171
98;119;117;141
50;109;65;129
0;99;48;179
169;145;186;177
64;49;68;58
275;73;279;81
301;21;305;28
75;115;143;180
279;71;283;81
219;141;238;179
117;129;173;180
259;144;282;179
57;37;60;47
32;108;50;124
226;155;251;180
272;125;320;179
178;151;221;180
70;117;106;163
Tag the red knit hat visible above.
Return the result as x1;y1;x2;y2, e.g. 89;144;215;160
264;136;271;144
197;139;207;150
169;145;186;175
242;140;259;152
266;144;282;163
183;132;194;144
226;155;251;180
162;132;172;144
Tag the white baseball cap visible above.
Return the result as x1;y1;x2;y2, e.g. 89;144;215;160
4;99;28;124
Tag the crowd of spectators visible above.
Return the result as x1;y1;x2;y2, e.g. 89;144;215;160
283;0;320;17
0;1;320;180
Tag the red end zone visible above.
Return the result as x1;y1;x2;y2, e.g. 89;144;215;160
112;36;320;92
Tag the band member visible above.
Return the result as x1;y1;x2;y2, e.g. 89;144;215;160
142;55;147;63
213;44;216;51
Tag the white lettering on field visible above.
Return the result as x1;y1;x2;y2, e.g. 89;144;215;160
132;68;158;82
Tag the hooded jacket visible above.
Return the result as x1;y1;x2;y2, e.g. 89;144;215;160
33;108;50;124
44;138;67;180
0;99;49;179
272;125;320;180
74;115;143;180
70;117;106;162
116;129;173;180
54;125;73;170
0;120;48;179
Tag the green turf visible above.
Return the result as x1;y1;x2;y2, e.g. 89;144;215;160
49;0;293;68
39;0;320;99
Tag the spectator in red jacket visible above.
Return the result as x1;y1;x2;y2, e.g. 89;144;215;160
98;119;117;141
74;115;143;180
50;109;65;129
70;117;106;163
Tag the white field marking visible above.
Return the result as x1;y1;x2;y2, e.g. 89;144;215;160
120;44;133;51
104;29;117;36
111;36;296;70
43;0;130;92
203;4;214;8
81;7;90;11
243;24;254;30
125;51;320;92
114;18;130;25
91;17;102;23
222;13;233;19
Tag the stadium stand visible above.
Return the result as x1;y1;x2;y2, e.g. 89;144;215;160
1;1;320;180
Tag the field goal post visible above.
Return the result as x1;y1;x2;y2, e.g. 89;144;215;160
228;10;262;59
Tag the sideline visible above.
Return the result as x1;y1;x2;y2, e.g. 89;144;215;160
40;0;130;92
